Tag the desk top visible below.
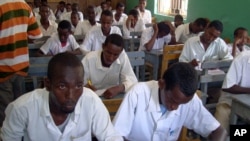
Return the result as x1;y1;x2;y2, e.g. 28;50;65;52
144;49;163;56
231;94;250;108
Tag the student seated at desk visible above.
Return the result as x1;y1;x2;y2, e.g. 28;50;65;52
60;3;84;22
179;20;233;69
174;17;209;44
138;21;171;51
81;34;137;99
37;20;81;56
112;2;127;26
1;52;123;141
80;10;122;54
113;62;227;141
122;9;145;38
215;50;250;132
227;27;250;57
37;4;58;37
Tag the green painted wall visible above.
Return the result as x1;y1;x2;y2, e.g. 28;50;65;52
126;0;250;40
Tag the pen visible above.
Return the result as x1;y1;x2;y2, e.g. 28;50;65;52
87;79;92;86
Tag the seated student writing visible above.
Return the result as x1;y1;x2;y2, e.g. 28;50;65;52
1;52;123;141
138;21;172;51
37;20;82;56
228;27;250;57
81;34;137;98
215;50;250;133
122;9;145;38
113;62;227;141
179;20;233;68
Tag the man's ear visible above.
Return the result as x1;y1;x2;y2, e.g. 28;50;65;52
44;78;51;91
158;79;165;89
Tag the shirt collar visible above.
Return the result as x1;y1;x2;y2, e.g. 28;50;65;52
95;50;121;69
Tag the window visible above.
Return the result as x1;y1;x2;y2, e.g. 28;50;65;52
157;0;188;17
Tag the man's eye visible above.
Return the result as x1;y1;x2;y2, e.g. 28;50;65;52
59;84;66;89
76;84;83;89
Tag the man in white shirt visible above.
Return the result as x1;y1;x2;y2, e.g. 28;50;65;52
179;20;233;68
113;62;227;141
122;9;145;38
60;3;84;22
54;1;67;20
137;0;152;24
1;52;123;141
95;1;109;22
82;34;137;98
175;18;208;43
215;51;250;132
113;2;127;26
139;21;171;51
227;27;250;57
33;0;56;21
79;5;100;37
80;10;122;54
37;4;58;36
37;20;81;56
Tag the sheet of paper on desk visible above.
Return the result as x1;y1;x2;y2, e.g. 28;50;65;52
208;69;225;75
95;89;107;96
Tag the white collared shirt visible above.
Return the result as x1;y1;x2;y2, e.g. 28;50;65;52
219;51;250;105
73;20;100;36
179;35;233;62
37;20;58;36
60;11;84;22
40;33;79;55
227;44;250;57
112;12;128;26
80;26;122;52
122;18;145;38
34;8;56;21
139;27;171;51
113;81;220;141
137;9;152;24
1;88;123;141
81;50;138;94
175;23;200;43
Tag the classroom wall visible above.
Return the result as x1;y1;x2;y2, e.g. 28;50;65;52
126;0;250;41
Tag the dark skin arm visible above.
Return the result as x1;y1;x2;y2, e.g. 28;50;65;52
223;85;250;94
190;59;199;67
103;84;125;99
144;23;158;51
36;50;52;57
208;125;227;141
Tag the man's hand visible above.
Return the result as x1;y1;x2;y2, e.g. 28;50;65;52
103;85;124;99
190;59;200;67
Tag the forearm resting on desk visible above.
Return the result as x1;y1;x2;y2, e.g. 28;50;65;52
223;85;250;94
208;125;227;141
103;85;125;99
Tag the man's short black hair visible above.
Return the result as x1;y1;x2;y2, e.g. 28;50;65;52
174;14;183;21
47;52;83;80
157;21;170;35
101;10;113;18
207;20;223;33
58;20;71;31
128;9;139;17
234;27;247;37
116;2;125;9
163;62;198;97
103;34;124;49
194;18;208;28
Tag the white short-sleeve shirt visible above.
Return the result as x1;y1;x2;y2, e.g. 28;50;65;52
40;33;79;55
112;12;128;26
219;51;250;105
80;26;122;52
37;20;58;37
60;11;84;22
122;18;145;38
179;35;233;63
81;50;138;94
1;88;123;141
227;43;250;57
175;23;200;43
139;27;171;51
138;9;152;24
113;81;220;141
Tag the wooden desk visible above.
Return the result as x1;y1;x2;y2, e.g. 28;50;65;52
230;94;250;124
144;49;163;80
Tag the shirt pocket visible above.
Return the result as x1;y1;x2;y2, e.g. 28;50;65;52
154;126;181;141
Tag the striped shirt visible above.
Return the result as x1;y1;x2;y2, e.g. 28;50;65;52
0;0;42;82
